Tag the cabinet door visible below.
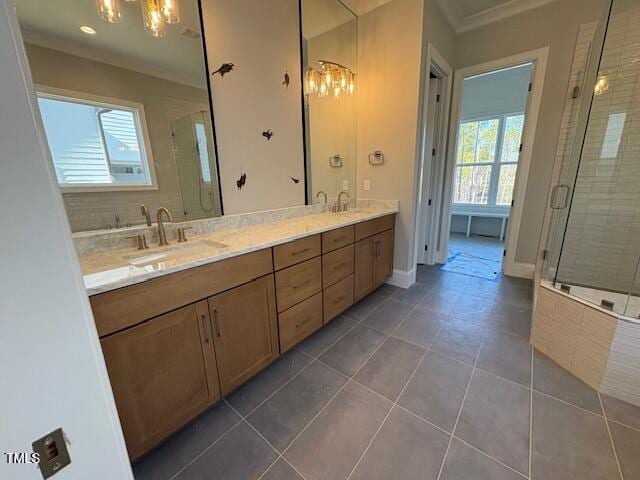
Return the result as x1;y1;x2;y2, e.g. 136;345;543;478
375;229;395;286
101;301;220;460
354;237;375;301
209;274;279;395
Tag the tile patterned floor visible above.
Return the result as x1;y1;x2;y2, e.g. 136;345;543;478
133;266;640;480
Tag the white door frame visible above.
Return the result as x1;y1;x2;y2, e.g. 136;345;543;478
439;47;549;277
413;44;453;268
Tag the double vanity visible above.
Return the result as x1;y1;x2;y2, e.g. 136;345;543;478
79;204;397;460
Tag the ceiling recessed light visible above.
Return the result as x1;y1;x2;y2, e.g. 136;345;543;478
80;25;97;35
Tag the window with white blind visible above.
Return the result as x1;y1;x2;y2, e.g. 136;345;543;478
453;113;524;208
36;89;156;191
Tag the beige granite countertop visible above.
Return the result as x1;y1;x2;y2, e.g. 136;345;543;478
81;206;398;296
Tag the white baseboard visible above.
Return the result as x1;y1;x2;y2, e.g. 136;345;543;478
503;262;535;279
387;268;416;289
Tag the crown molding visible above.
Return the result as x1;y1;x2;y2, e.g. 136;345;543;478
437;0;560;33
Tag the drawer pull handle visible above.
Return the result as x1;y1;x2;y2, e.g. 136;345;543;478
293;279;311;290
333;261;349;270
201;314;210;344
333;236;347;242
292;248;311;256
296;316;314;328
213;309;221;337
333;295;346;304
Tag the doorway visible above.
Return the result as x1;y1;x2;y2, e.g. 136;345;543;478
418;48;548;280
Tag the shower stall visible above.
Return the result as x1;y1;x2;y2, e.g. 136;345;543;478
532;0;640;406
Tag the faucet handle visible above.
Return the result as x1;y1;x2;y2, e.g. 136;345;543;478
177;226;193;243
127;233;149;250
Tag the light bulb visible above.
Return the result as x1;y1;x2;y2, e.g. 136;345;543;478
319;81;328;98
96;0;122;23
141;0;166;37
160;0;180;23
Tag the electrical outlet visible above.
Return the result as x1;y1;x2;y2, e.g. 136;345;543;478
363;179;370;191
342;180;349;191
32;428;71;478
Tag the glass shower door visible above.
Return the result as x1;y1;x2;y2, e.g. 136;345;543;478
544;0;640;317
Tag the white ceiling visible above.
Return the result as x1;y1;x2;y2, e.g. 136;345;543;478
437;0;560;33
302;0;356;39
13;0;207;87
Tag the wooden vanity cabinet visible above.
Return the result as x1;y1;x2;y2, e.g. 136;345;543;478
354;215;396;302
100;301;220;461
208;274;279;396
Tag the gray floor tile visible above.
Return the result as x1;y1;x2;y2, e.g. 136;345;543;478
176;421;277;480
133;402;241;480
354;337;425;401
489;303;532;339
296;315;356;357
418;290;463;315
496;278;532;307
609;421;640;480
361;298;413;333
532;352;601;414
416;265;445;285
456;370;530;475
392;308;444;348
440;438;525;480
260;458;303;480
373;283;401;297
227;349;312;416
319;324;387;376
431;321;483;365
247;361;347;450
398;351;473;432
602;394;640;430
477;331;532;386
343;294;385;321
351;406;449;480
284;381;391;480
531;391;619;480
391;282;433;305
452;295;494;318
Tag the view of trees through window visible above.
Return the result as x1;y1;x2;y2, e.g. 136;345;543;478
453;113;524;207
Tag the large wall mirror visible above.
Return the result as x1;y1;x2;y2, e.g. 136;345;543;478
14;0;222;232
301;0;357;204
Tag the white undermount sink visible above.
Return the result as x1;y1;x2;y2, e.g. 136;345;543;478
124;240;229;267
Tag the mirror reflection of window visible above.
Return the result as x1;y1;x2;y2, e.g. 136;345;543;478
13;0;222;230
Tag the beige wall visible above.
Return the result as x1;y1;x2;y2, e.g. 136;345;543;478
25;43;212;232
455;0;607;265
356;0;456;274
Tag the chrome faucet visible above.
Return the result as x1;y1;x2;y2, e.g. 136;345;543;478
141;204;152;226
316;191;328;204
156;207;173;246
337;191;350;212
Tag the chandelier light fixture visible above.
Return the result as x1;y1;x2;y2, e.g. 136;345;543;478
305;60;355;99
96;0;181;37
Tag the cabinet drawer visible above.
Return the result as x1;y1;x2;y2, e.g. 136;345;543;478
323;274;354;324
278;293;323;353
322;225;355;253
273;235;321;270
355;214;396;241
322;244;354;288
275;257;322;312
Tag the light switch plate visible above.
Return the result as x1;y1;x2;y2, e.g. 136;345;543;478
363;179;370;191
342;180;349;191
